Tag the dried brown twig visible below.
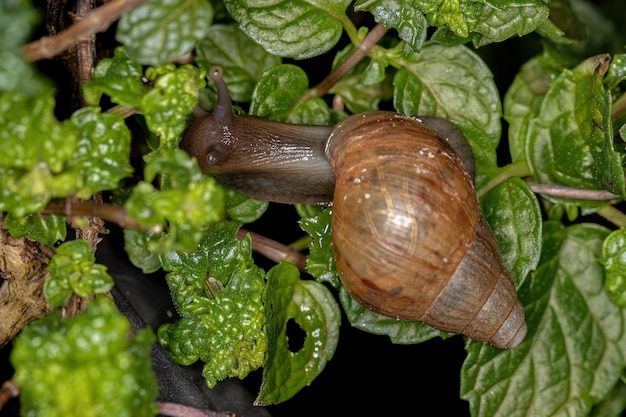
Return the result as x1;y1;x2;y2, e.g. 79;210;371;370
23;0;145;62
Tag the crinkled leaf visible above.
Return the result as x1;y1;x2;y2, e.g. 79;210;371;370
353;0;428;51
141;64;207;146
224;0;352;59
527;54;626;198
116;0;213;65
45;240;114;307
299;207;340;288
340;287;445;344
503;55;557;163
461;222;626;417
603;228;626;307
67;107;133;198
481;177;542;288
124;150;225;252
0;91;75;173
123;228;162;274
4;213;67;247
0;0;48;95
159;221;253;299
158;223;265;388
195;24;281;102
394;43;502;145
225;189;268;224
473;0;549;43
0;91;77;216
257;262;340;405
11;297;158;417
83;47;148;107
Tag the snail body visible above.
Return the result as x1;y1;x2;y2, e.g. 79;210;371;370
183;67;527;348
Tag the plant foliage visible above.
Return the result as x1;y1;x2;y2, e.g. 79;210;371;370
3;0;626;416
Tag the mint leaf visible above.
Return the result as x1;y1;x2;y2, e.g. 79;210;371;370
257;262;340;405
4;213;67;247
394;43;502;145
158;222;266;388
353;0;428;51
11;297;158;417
44;240;114;307
195;24;281;102
481;177;542;288
225;189;268;224
249;64;309;121
141;64;207;146
116;0;213;65
503;56;557;163
0;0;49;95
299;207;340;288
224;0;352;59
123;228;162;274
124;149;225;252
603;228;626;307
340;287;445;344
462;222;626;417
527;54;626;198
474;0;549;43
83;47;147;107
67;107;133;198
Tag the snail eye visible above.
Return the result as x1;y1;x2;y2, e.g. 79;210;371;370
205;141;230;166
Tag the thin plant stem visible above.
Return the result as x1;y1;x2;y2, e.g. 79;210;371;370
237;228;307;273
23;0;145;62
314;23;389;97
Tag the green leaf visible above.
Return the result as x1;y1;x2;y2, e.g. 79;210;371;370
225;189;268;224
123;228;162;274
340;287;445;344
461;222;626;417
0;91;77;216
474;0;550;43
394;43;502;145
194;24;282;102
45;240;114;307
11;297;158;417
83;47;148;107
503;55;557;163
116;0;214;65
602;228;626;307
249;64;310;121
299;207;340;288
0;0;48;95
605;54;626;90
67;107;133;198
4;213;67;247
141;64;207;146
257;262;340;405
223;0;352;59
328;45;393;113
481;177;542;288
527;54;626;198
124;149;225;252
158;223;266;388
353;0;428;51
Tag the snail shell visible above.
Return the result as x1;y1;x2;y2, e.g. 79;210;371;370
183;66;527;348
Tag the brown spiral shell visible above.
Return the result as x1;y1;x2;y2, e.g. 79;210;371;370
327;112;527;348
